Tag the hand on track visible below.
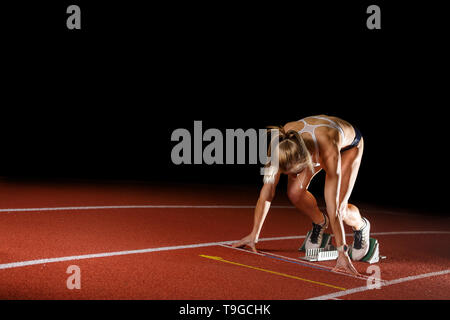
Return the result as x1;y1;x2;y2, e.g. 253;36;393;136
231;234;258;253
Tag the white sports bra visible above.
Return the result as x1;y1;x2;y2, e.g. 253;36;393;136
298;116;345;167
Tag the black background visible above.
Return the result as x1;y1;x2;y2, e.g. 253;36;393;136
1;1;449;214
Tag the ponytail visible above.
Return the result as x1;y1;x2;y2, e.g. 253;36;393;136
263;125;314;184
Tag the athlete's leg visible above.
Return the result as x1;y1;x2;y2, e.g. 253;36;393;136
287;168;324;224
339;138;365;230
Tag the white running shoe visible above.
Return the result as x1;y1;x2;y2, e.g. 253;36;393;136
304;213;329;250
350;217;371;261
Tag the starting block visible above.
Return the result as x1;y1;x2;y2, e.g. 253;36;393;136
299;232;337;262
349;238;387;264
299;234;386;264
300;247;338;262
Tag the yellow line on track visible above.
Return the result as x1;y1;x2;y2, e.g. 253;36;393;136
199;255;346;291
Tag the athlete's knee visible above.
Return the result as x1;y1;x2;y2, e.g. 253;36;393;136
347;203;359;212
286;186;306;206
340;203;361;224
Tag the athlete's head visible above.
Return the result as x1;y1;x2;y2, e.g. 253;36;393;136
263;126;314;183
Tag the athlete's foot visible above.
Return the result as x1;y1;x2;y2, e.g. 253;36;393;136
350;217;371;261
304;213;329;250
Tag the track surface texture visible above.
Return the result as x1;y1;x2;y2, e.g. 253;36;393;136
0;179;449;300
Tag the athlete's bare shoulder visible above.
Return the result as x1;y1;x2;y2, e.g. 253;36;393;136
324;115;352;128
317;115;356;148
283;120;303;132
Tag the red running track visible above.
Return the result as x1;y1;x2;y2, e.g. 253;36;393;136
0;179;449;299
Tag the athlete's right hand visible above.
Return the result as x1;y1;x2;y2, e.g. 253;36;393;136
231;234;258;253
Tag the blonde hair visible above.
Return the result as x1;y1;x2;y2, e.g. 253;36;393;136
263;125;314;184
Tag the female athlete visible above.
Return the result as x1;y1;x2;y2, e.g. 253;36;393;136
232;115;370;275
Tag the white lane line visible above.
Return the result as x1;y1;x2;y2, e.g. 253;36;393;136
0;231;449;271
0;205;294;213
0;235;303;270
0;204;447;220
0;240;233;270
308;269;450;300
354;231;450;237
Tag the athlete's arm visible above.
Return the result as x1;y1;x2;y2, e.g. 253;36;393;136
321;136;359;275
252;174;280;241
321;141;346;247
232;172;280;252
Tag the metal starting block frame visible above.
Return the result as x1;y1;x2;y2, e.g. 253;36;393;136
299;233;386;264
300;247;339;262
